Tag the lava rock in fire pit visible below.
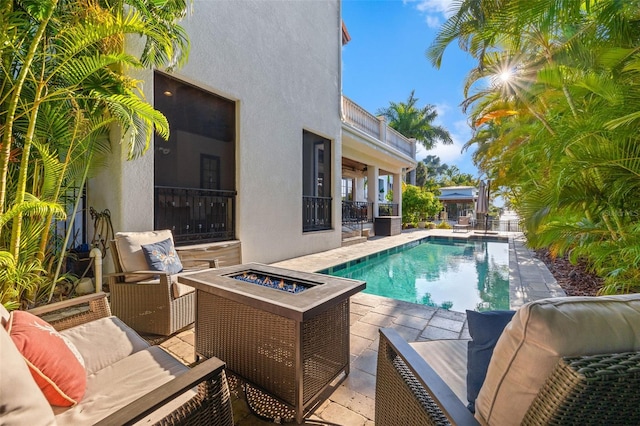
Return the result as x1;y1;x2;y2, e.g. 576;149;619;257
231;271;309;293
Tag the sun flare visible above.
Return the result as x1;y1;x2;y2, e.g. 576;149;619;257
499;70;513;82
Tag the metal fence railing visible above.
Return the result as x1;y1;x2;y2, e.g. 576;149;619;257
155;186;236;244
472;218;523;233
303;196;332;232
342;201;373;224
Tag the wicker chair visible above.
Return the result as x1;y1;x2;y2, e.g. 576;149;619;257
453;216;471;233
107;230;218;336
377;326;640;426
24;292;234;425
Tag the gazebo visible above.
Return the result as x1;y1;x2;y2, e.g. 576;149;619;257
438;186;477;220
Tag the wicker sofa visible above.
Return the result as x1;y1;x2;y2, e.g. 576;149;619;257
376;294;640;425
1;292;233;425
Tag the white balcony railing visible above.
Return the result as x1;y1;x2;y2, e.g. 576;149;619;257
342;96;415;158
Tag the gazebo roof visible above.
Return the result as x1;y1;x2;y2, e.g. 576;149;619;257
439;192;475;201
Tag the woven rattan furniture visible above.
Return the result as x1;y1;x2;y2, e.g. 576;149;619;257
179;263;366;424
377;328;640;425
2;292;233;425
453;216;471;233
107;230;219;336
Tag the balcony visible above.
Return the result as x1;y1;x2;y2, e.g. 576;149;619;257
341;96;415;159
303;196;332;232
155;186;236;245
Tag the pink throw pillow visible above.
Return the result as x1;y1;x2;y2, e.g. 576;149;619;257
6;310;86;406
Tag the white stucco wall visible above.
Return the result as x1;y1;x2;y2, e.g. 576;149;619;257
91;1;343;264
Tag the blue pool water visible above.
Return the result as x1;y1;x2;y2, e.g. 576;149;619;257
321;238;509;312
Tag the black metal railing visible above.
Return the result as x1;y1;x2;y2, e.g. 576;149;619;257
470;217;523;233
486;219;523;233
53;186;87;253
155;186;236;245
378;203;398;216
342;201;372;223
303;196;332;232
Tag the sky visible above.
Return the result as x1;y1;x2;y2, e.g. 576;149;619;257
341;0;479;177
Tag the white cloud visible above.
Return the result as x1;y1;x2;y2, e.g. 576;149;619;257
416;137;463;165
415;0;457;18
433;103;451;121
425;15;441;29
406;0;457;30
453;118;471;134
414;117;473;172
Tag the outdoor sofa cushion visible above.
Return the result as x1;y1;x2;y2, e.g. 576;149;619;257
465;309;515;413
59;316;149;375
409;339;468;403
0;302;9;326
475;293;640;425
52;346;196;425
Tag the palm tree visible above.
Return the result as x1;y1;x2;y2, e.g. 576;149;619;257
422;155;449;178
415;162;428;187
377;90;453;150
0;0;190;308
428;0;640;294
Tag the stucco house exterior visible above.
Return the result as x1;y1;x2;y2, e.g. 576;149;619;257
88;1;416;266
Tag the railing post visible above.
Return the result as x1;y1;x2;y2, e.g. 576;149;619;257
378;115;387;147
367;165;379;219
393;172;402;219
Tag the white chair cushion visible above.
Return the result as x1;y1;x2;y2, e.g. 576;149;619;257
173;281;196;298
475;293;640;425
53;346;195;425
114;230;174;282
60;316;150;375
0;303;9;327
131;276;195;299
409;339;468;404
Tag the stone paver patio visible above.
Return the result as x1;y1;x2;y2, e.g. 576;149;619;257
158;229;559;425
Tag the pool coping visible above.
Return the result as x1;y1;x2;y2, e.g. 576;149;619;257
272;229;565;312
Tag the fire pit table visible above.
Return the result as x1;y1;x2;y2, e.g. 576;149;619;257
178;263;365;423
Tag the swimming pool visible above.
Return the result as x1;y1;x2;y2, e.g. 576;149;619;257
320;238;509;312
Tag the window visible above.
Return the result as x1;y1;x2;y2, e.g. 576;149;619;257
153;72;236;244
341;178;353;201
200;155;220;190
302;130;332;231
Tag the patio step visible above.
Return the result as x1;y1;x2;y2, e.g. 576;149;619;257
341;236;367;247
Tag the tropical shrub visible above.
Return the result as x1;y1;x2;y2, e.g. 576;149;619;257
0;0;189;308
429;0;640;294
402;184;441;225
436;221;452;230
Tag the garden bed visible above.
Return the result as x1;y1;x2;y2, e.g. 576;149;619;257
535;249;602;296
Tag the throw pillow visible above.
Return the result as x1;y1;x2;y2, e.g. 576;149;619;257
465;309;515;413
141;237;183;275
6;310;87;406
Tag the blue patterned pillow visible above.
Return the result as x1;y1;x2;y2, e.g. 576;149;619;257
141;238;183;275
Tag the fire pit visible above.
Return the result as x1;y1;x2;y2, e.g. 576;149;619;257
229;270;313;293
179;263;365;424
